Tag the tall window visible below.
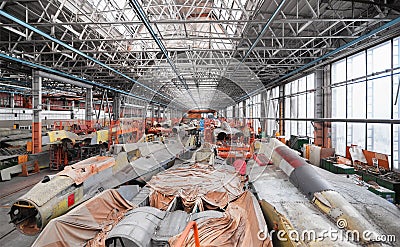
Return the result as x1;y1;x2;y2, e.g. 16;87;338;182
331;59;347;156
347;52;366;149
330;38;398;171
226;106;233;118
393;37;400;170
265;87;279;135
284;73;315;139
252;94;261;132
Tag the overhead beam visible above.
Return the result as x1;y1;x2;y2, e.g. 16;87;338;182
129;0;198;108
0;36;364;43
236;15;400;102
0;10;172;102
0;18;391;26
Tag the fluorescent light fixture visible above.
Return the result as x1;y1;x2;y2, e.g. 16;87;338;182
0;22;27;37
23;53;35;59
104;52;113;59
61;53;73;59
55;19;80;36
0;82;30;90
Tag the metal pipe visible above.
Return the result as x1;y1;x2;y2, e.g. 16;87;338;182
37;71;93;89
0;53;172;108
0;18;392;27
0;36;362;43
240;0;288;64
230;116;400;124
0;10;172;102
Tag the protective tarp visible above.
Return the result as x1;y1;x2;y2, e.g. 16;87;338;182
147;163;243;212
169;191;272;247
32;189;134;247
58;156;115;185
47;130;80;144
91;130;109;145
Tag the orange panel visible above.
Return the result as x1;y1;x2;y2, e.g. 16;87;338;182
187;113;201;119
32;122;42;154
346;145;390;170
363;150;389;170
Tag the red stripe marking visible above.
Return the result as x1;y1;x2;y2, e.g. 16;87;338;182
67;193;75;207
274;146;307;168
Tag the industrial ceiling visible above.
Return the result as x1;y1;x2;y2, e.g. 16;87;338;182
0;0;400;110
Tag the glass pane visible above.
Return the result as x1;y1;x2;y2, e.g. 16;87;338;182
332;122;346;156
285;97;290;118
298;121;306;136
347;81;366;118
299;76;307;92
332;60;346;84
367;123;391;155
332;86;346;118
307;121;314;138
347;123;366;148
307;92;314;118
290;94;297;119
394;37;400;68
394;124;400;171
298;94;306;118
347;52;366;80
292;80;298;94
307;73;315;90
285;120;291;139
291;121;298;136
367;75;391;119
285;82;291;95
367;41;391;75
393;71;400;119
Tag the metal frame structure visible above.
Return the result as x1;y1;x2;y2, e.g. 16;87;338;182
0;0;400;109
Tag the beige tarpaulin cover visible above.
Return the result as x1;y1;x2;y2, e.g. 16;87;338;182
32;189;134;247
47;130;80;144
169;191;273;247
147;163;243;212
96;130;109;144
58;156;115;185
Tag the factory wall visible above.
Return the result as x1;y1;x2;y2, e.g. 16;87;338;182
226;35;400;172
0;108;108;129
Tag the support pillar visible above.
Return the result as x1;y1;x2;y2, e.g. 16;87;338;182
279;85;285;136
112;93;121;120
314;66;332;147
32;71;42;153
260;91;267;136
156;105;160;122
10;93;15;108
85;88;93;127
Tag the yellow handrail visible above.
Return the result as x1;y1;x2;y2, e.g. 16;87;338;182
176;221;200;247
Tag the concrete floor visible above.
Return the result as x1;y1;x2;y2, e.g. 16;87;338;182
0;169;57;247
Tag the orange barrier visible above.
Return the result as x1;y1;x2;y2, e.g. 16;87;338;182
175;221;200;247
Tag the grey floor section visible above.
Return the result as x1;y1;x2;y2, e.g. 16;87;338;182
0;169;58;247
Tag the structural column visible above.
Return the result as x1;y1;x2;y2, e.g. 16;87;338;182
9;93;15;108
85;88;93;126
279;85;285;135
260;91;267;135
32;71;42;153
112;93;121;120
314;66;332;147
